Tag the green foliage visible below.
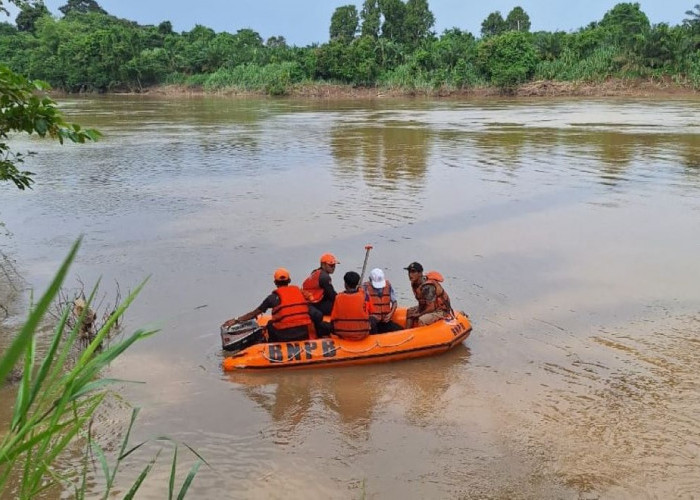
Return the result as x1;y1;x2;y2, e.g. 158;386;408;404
378;62;431;90
315;37;380;84
565;26;608;59
202;61;305;95
378;0;406;42
689;55;700;88
58;0;107;16
431;28;476;69
360;0;380;38
535;46;619;81
0;0;698;94
0;240;204;498
15;1;49;32
599;2;650;51
505;6;531;33
637;23;687;69
477;31;537;91
404;0;435;46
532;31;566;61
0;65;100;189
330;5;359;43
158;20;173;35
686;4;700;28
481;11;506;38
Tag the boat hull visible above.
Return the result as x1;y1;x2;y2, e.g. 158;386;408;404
222;309;472;371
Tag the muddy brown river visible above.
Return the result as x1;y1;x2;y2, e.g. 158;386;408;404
1;95;699;499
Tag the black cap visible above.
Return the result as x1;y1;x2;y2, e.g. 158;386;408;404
404;262;423;272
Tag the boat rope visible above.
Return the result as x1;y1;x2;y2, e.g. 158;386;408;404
377;334;414;348
259;348;283;363
337;342;379;354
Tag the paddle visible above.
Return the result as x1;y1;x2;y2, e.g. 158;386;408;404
359;244;373;284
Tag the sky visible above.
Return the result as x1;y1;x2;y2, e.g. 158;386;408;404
5;0;696;46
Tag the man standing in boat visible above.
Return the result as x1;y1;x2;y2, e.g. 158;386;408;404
222;268;322;342
363;268;403;333
302;253;339;316
404;262;453;328
331;271;377;340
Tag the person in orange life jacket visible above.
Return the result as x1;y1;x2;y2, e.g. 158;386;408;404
302;253;338;316
363;268;403;333
222;268;322;343
330;271;378;340
404;261;453;329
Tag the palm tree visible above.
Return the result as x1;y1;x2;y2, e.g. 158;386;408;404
684;4;700;28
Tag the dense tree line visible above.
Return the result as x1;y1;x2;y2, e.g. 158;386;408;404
0;0;699;94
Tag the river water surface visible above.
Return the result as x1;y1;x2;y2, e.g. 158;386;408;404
1;96;699;499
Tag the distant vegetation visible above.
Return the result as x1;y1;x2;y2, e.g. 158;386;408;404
1;0;699;94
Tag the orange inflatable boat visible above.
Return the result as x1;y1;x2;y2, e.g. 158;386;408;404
221;307;472;371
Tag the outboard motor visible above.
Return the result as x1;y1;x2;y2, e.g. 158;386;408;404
220;320;264;352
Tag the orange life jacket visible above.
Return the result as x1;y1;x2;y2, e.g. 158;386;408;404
412;273;452;314
302;268;324;303
363;281;393;320
331;291;371;340
271;286;312;330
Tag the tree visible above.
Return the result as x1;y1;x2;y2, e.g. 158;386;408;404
599;2;650;49
637;23;686;69
685;4;700;26
684;3;700;41
0;65;100;189
329;4;359;43
157;20;172;35
360;0;380;38
532;30;565;61
58;0;107;16
404;0;435;46
266;35;287;48
505;6;531;32
379;0;406;42
481;11;506;38
432;27;475;69
477;31;536;91
15;0;49;32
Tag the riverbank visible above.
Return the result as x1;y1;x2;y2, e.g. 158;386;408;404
142;78;698;99
0;254;24;325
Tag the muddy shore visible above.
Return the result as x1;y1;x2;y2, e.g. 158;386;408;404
142;78;698;99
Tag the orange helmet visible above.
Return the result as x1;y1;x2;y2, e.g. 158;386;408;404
273;267;290;281
320;253;339;265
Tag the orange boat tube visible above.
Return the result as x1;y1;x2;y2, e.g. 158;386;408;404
222;307;472;371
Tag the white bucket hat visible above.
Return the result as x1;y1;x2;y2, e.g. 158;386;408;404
369;268;386;288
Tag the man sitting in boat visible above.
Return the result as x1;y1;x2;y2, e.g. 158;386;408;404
404;262;453;328
363;268;403;333
302;253;339;315
330;271;377;340
222;268;321;342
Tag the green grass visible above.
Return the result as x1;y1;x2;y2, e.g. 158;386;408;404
0;238;204;498
202;62;306;95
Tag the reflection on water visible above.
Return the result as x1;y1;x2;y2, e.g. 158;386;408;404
1;96;700;498
330;123;430;225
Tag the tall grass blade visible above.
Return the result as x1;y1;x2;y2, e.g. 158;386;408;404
0;238;81;384
176;460;203;500
169;447;178;500
90;440;111;494
11;332;36;430
22;305;71;422
123;450;161;500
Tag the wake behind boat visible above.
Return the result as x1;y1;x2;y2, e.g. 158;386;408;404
221;307;472;371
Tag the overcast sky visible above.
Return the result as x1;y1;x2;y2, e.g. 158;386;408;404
6;1;696;46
